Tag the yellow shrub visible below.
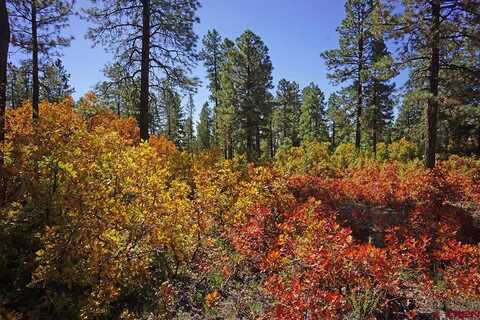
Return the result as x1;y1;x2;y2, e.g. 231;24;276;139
1;100;201;318
332;143;358;170
387;138;417;162
275;140;332;176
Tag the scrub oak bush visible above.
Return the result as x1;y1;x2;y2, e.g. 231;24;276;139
1;100;479;319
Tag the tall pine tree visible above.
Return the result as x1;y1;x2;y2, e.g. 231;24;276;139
217;31;273;161
387;0;480;167
327;90;355;149
322;0;374;150
272;79;301;151
299;82;328;143
199;29;224;113
8;0;74;119
84;0;199;140
40;59;74;102
183;93;195;152
196;102;212;150
364;37;396;154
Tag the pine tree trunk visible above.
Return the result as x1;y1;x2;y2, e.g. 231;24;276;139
255;125;261;159
372;119;377;156
355;36;364;150
139;0;150;141
0;0;9;205
31;0;39;120
24;70;29;99
425;0;440;169
10;66;15;108
227;134;233;160
247;132;253;161
372;84;378;156
476;124;480;156
269;117;274;158
0;0;8;140
213;47;219;113
331;120;336;149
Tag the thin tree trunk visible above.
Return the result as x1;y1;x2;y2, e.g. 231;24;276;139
24;69;29;99
372;84;378;156
213;47;219;113
269;117;274;158
139;0;150;141
425;0;440;169
476;124;480;156
355;36;364;150
10;64;16;108
0;0;9;144
0;0;9;206
31;0;39;120
331;120;336;149
247;131;253;161
255;125;260;159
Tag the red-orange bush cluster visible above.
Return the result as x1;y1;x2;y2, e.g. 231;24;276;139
229;162;480;319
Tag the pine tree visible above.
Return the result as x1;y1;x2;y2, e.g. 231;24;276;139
8;0;74;120
161;84;183;146
216;39;238;159
199;29;224;112
183;93;195;152
217;31;273;161
327;90;355;149
40;59;74;102
299;82;328;143
272;79;301;151
95;63;140;118
393;95;425;151
84;0;199;140
363;37;396;155
0;0;9;150
209;37;236;154
387;0;480;167
321;0;374;150
196;102;212;150
7;61;31;108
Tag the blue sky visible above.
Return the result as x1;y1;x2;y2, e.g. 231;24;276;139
56;0;347;119
13;0;393;119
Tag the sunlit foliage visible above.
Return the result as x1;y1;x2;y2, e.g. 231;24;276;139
1;101;479;319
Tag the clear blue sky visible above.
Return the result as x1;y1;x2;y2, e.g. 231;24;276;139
50;0;347;120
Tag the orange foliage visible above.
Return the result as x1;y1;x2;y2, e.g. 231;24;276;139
1;100;480;319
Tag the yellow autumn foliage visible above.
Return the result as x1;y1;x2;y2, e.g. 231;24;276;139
1;100;199;318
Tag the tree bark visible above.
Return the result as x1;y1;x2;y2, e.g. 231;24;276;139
139;0;150;141
10;64;16;108
31;0;39;120
476;124;480;156
255;125;261;159
0;0;8;141
372;117;377;156
331;120;336;149
0;0;9;205
372;83;378;156
425;0;440;169
355;35;364;150
213;46;219;111
269;117;274;158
